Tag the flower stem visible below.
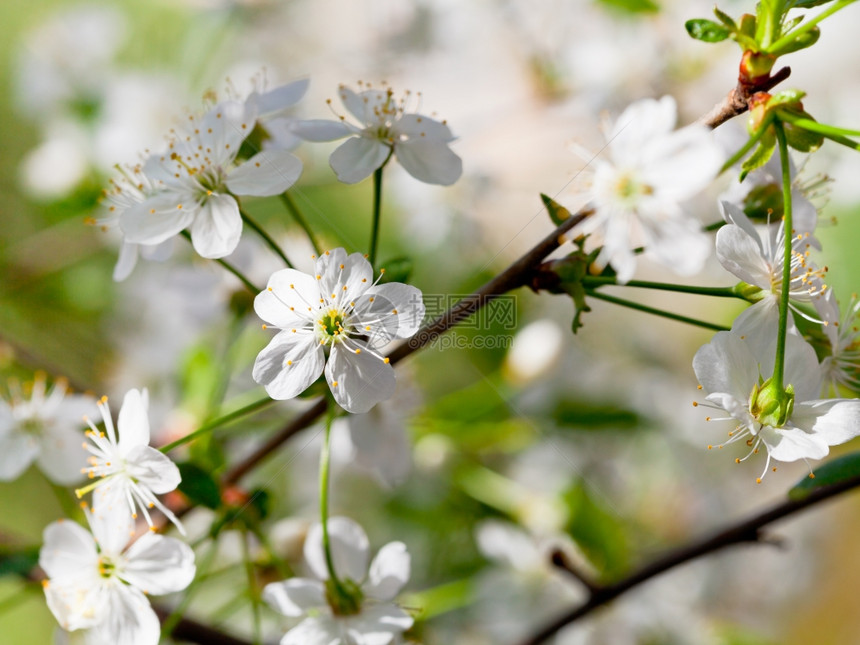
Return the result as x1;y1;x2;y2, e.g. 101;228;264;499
581;276;742;298
280;191;322;255
179;231;260;293
720;116;773;175
772;121;794;391
319;398;346;591
240;527;263;645
777;113;860;140
767;0;857;54
240;207;294;268
586;290;729;331
369;156;392;269
160;397;277;453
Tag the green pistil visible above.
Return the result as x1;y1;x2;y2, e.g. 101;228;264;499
19;418;43;436
98;557;116;579
320;310;346;340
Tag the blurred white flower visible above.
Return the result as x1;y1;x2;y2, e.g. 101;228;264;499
40;506;195;645
19;133;89;200
120;100;303;258
246;77;310;151
292;83;462;185
504;319;563;383
693;331;860;480
76;389;184;534
816;292;860;395
573;96;723;283
253;248;424;413
264;516;413;645
0;375;97;485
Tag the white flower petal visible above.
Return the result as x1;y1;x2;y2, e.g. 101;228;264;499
394;114;454;142
290;119;354;142
262;578;327;617
37;422;87;485
120;193;196;245
90;585;160;645
346;603;414;635
330;137;390;184
641;217;710;277
715;224;771;288
316;249;373;303
326;345;396;414
198;100;255;160
692;331;759;402
113;241;139;282
226;149;302;197
793;399;860;446
347;405;412;488
253;330;325;400
0;430;38;481
304;517;370;583
117;389;150;454
353;283;424;346
762;426;830;462
281;617;338;645
255;269;322;328
40;520;98;579
251;78;309;118
189;193;242;259
641;124;722;200
365;542;410;601
44;577;106;632
120;533;195;595
395;139;462;186
86;505;134;556
609;96;676;162
122;445;181;494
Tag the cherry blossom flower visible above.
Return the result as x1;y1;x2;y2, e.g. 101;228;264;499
572;95;723;283
75;389;184;534
0;375;97;485
291;83;462;185
716;201;827;350
693;330;860;481
253;248;424;413
263;516;413;645
245;77;310;151
120;100;303;259
40;505;195;645
815;291;860;395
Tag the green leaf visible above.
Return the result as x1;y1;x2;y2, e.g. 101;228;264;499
789;0;836;7
553;399;642;431
685;18;732;42
713;6;737;29
788;452;860;500
378;257;413;284
177;462;222;510
0;546;39;579
739;133;777;181
773;26;820;54
540;193;573;227
595;0;659;14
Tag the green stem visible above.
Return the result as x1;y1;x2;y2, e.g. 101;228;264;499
319;399;345;591
586;290;729;331
160;397;277;453
241;527;263;645
720;117;773;175
161;539;219;638
280;192;322;255
240;207;294;268
582;276;741;298
369;156;391;269
778;113;860;139
703;221;726;232
180;231;260;293
767;0;857;54
772;121;794;391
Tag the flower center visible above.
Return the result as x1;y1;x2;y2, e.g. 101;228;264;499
613;172;653;203
19;416;44;436
317;309;348;345
97;556;117;579
325;577;364;617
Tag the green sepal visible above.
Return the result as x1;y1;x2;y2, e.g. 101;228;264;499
541;237;602;334
378;257;413;284
788;451;860;501
779;109;825;152
774;25;820;54
743;183;784;221
325;577;365;616
739;131;777;181
541;193;573;227
177;461;222;510
733;281;768;303
685;18;732;42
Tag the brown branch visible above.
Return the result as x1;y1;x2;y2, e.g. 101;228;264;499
154;606;260;645
518;473;860;645
221;208;592;483
698;65;792;129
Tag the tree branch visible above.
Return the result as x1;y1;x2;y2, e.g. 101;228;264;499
698;65;792;129
155;606;261;645
518;473;860;645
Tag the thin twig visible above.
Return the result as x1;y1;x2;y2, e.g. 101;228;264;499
518;473;860;645
698;66;792;129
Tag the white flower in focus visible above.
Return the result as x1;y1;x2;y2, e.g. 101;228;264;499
40;506;195;645
816;291;860;395
0;375;97;484
76;389;184;534
693;331;860;480
253;248;424;413
120;100;303;259
245;77;310;151
292;83;462;185
263;516;413;645
574;96;723;283
716;201;827;350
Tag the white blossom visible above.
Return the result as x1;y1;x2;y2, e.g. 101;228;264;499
693;330;860;480
40;506;195;645
263;516;413;645
0;375;97;485
120;100;303;259
253;248;424;413
573;95;723;283
816;291;860;395
76;389;184;534
245;77;310;151
292;83;462;185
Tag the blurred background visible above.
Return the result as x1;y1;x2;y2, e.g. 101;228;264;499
2;0;860;643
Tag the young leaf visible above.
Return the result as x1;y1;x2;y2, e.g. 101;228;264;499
788;452;860;501
739;134;777;181
0;546;39;579
713;6;737;28
685;18;732;42
773;26;820;55
595;0;659;14
177;462;222;510
540;193;573;227
789;0;836;7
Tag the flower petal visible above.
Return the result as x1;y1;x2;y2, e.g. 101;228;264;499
345;602;414;636
290;118;354;142
609;96;676;162
117;389;150;454
792;399;860;446
762;426;830;462
330;137;390;184
304;516;369;583
226;149;303;197
255;268;322;328
40;520;98;579
692;331;759;402
352;283;425;347
365;542;410;601
253;330;325;400
316;248;373;303
120;533;195;595
395;114;454;142
89;585;160;645
262;578;327;617
326;345;396;414
86;504;134;556
0;429;38;481
189;192;242;259
37;422;88;485
281;617;339;645
395;139;462;186
120;192;195;245
113;241;139;282
715;224;771;288
123;445;181;494
250;78;309;118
